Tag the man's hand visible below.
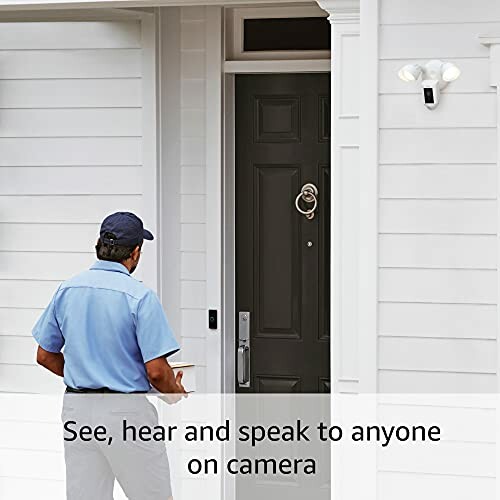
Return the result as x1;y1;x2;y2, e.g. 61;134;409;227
145;357;188;404
162;370;187;404
36;346;64;377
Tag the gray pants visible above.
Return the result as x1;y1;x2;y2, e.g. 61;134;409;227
62;392;172;500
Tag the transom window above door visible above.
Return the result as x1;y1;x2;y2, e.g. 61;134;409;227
225;6;331;61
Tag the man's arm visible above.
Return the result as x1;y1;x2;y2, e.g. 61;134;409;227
37;346;64;377
146;356;186;395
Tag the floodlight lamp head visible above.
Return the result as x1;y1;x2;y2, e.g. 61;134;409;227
441;62;461;82
398;64;422;82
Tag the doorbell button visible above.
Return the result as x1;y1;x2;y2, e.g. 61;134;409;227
208;309;217;329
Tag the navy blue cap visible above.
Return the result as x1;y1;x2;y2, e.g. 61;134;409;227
99;212;154;247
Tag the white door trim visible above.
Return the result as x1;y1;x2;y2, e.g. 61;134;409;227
222;72;236;393
223;59;330;74
205;5;224;394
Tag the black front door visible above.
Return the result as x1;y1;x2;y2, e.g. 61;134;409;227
235;73;331;394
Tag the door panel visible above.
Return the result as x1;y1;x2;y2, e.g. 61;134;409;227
235;73;331;394
255;165;301;337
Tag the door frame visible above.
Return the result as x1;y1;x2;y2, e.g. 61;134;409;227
222;65;331;394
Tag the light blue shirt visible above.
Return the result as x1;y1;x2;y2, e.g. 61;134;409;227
32;260;180;393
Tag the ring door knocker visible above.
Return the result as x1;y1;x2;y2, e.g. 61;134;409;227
295;183;319;220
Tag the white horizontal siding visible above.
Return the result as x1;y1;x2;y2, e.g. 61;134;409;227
0;280;60;309
380;0;500;24
378;0;498;398
378;441;495;477
379;337;497;373
0;50;141;79
0;448;64;479
380;23;499;59
380;165;496;199
0;308;44;336
376;9;497;500
378;472;495;500
377;403;495;443
0;20;148;395
379;234;496;269
0;108;141;137
0;252;94;280
380;129;497;164
0;396;62;422
0;477;64;499
0;365;64;393
380;94;496;128
379;302;496;339
0;195;142;223
0;137;142;166
0;21;141;49
379;269;496;304
0;79;141;108
0;419;62;450
378;370;496;393
0;224;99;252
0;166;142;195
0;335;36;364
379;200;496;234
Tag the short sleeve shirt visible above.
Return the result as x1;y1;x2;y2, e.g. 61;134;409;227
32;260;179;393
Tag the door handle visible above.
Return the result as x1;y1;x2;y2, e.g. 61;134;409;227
237;345;249;386
238;311;251;387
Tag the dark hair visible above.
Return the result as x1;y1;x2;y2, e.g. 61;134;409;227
95;232;141;263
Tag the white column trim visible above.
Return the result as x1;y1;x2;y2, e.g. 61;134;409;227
318;3;379;498
358;0;379;396
140;13;159;293
317;0;360;22
480;35;500;393
318;0;379;397
317;0;363;396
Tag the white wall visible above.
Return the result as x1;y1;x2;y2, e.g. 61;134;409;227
378;0;498;392
0;18;155;393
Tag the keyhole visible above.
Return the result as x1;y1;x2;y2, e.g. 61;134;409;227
307;241;313;248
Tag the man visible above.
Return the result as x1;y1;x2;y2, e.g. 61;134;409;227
32;211;185;499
